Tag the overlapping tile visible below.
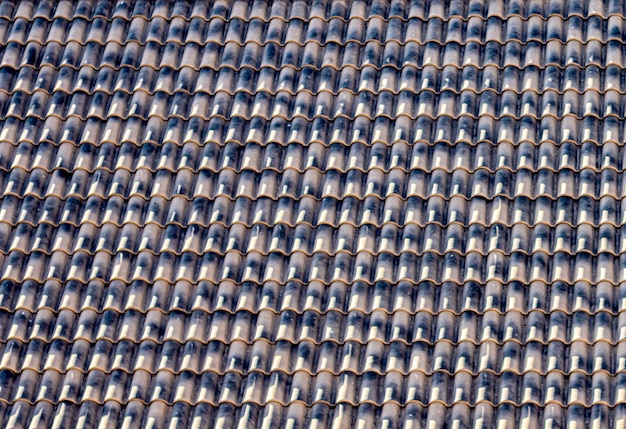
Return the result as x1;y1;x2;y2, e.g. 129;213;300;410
1;0;626;428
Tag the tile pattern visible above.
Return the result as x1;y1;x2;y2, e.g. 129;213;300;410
0;0;625;427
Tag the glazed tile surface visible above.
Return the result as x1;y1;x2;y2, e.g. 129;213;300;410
1;0;626;428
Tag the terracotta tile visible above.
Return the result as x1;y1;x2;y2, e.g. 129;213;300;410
2;1;626;427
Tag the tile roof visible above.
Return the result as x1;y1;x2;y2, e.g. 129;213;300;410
0;0;625;427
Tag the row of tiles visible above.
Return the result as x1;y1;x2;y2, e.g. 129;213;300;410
0;0;620;21
5;84;626;121
0;115;620;148
0;301;623;344
0;401;619;429
6;65;626;97
5;165;626;202
7;220;626;256
0;278;623;315
2;194;626;230
3;13;626;47
1;115;622;149
0;364;624;407
4;140;626;174
0;334;624;374
1;246;626;285
3;0;626;22
1;37;625;71
7;138;626;174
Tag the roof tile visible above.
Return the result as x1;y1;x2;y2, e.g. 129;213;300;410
2;1;626;427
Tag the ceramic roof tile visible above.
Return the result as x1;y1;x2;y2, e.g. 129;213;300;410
2;0;626;427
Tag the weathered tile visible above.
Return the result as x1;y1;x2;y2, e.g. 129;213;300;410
1;1;626;427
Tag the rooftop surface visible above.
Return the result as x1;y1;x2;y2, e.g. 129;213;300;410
0;0;625;428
